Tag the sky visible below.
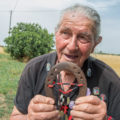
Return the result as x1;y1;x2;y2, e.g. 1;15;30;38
0;0;120;54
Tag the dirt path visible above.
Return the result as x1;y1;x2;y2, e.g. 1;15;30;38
0;47;5;54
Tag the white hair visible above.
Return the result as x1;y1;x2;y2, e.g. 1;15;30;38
55;4;101;41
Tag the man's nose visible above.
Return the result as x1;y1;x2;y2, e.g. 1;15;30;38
67;36;78;51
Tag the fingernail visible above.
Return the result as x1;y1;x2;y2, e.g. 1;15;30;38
72;105;76;109
75;100;79;104
75;100;80;104
49;100;54;104
56;110;60;114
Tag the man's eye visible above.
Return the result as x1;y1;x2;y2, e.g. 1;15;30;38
78;35;86;39
63;31;69;35
78;35;90;43
60;31;71;39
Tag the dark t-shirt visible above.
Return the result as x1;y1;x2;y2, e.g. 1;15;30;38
14;52;120;119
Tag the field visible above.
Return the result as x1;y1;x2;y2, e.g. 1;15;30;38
0;47;120;119
92;54;120;76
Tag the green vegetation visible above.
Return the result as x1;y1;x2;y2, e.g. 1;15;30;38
4;22;54;61
0;54;25;119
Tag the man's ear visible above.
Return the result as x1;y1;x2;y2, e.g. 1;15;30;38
91;36;102;53
96;36;102;45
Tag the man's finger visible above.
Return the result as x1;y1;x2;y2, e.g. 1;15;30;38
73;103;98;113
32;103;57;112
32;95;55;104
71;110;94;119
75;95;101;105
30;110;60;120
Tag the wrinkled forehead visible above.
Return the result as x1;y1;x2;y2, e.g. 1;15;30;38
60;12;94;29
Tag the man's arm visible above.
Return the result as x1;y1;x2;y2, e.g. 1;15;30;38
10;106;27;120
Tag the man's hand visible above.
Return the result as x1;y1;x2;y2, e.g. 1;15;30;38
70;95;107;120
27;95;60;120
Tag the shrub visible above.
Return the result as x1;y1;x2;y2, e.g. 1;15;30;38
4;22;54;61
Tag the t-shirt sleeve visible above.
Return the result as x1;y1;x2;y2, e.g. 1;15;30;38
14;65;35;114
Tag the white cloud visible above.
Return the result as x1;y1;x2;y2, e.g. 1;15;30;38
1;0;120;11
0;0;17;10
10;0;97;11
93;0;120;7
0;0;120;11
17;0;120;10
15;0;89;10
90;0;120;11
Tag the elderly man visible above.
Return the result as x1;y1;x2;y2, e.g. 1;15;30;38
10;4;120;120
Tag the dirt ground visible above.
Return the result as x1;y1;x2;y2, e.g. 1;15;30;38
0;47;5;54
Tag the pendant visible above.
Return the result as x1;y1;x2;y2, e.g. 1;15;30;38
46;62;51;71
93;87;100;96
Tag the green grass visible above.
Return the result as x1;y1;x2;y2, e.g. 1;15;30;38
0;54;25;119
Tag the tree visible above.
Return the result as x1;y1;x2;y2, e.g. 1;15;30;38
4;22;54;61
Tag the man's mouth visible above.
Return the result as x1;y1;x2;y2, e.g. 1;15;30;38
65;54;78;60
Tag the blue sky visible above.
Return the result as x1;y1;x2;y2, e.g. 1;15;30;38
0;0;120;54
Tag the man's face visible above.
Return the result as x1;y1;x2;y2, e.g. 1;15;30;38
55;13;99;67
